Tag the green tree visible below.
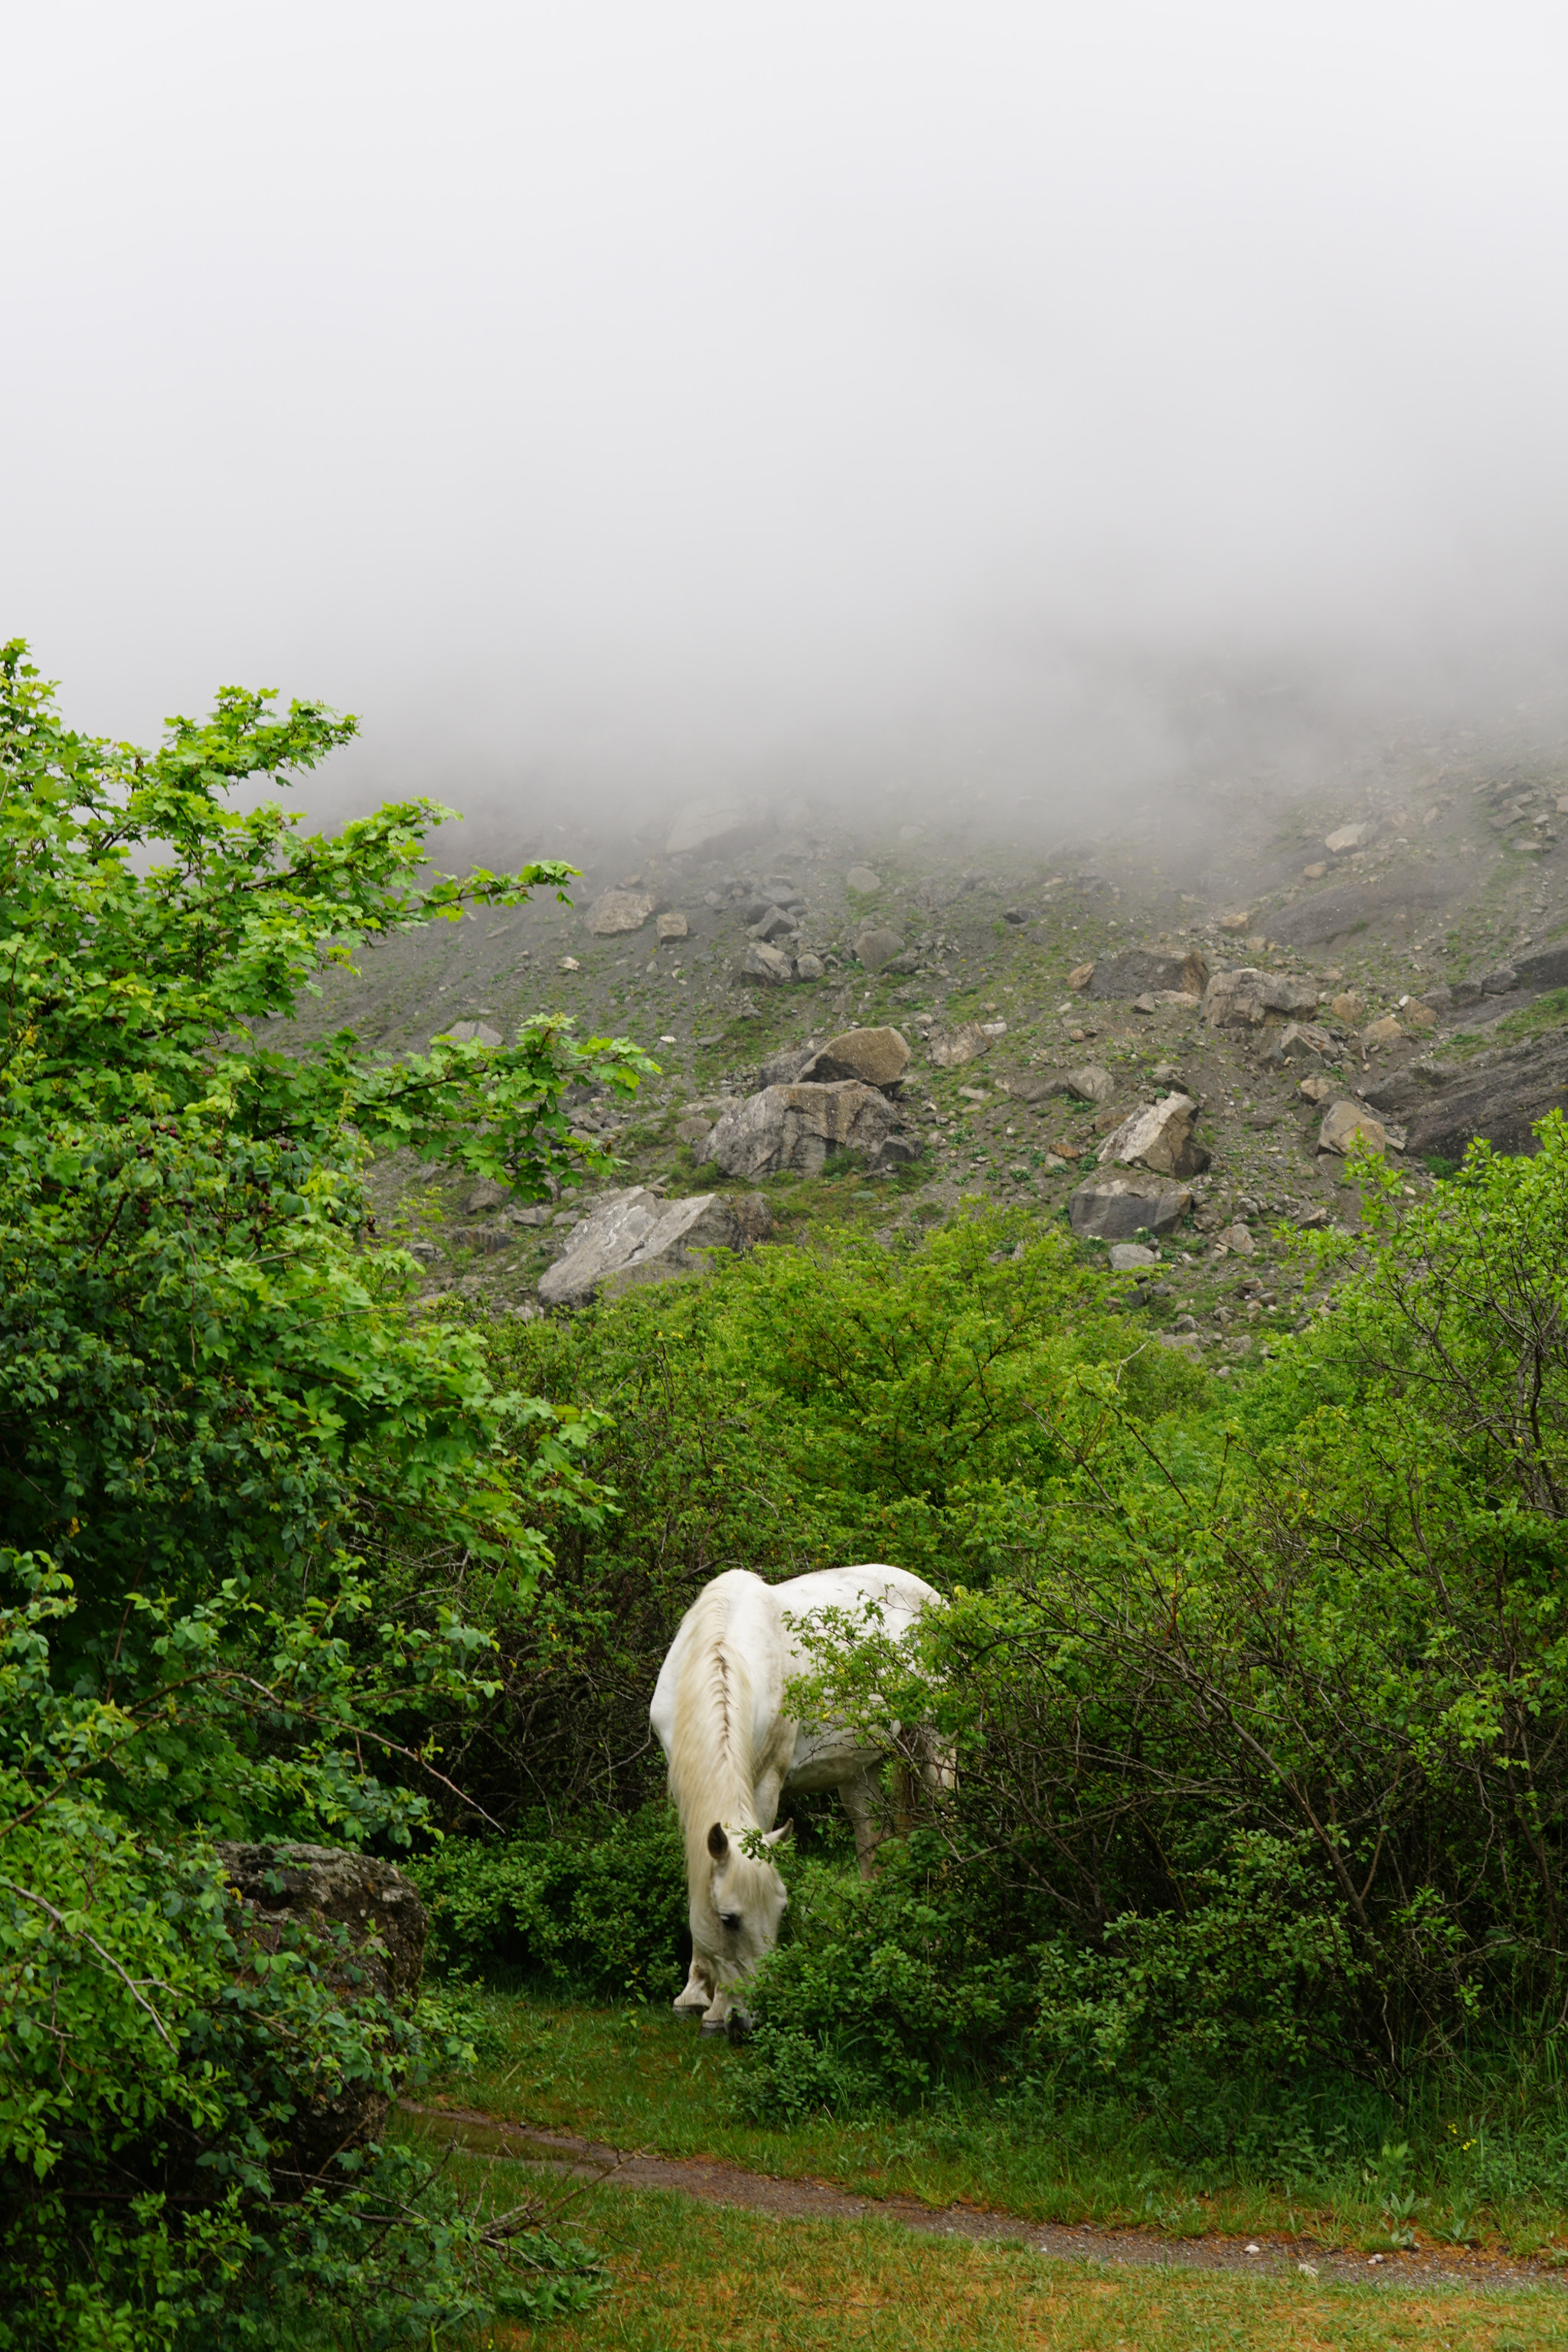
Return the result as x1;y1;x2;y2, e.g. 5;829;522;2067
0;642;645;2346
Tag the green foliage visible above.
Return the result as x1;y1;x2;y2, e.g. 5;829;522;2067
414;1808;688;2002
0;645;645;2344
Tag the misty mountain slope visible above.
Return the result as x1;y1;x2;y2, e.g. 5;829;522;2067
265;728;1568;1349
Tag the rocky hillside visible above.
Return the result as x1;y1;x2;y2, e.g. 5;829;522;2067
277;730;1568;1367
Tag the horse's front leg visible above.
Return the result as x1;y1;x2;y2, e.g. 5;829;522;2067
673;1953;715;2017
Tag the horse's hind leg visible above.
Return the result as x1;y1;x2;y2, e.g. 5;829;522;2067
838;1766;887;1880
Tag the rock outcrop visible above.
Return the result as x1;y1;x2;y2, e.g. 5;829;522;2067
1204;967;1321;1027
539;1187;773;1307
1068;1172;1194;1240
699;1082;920;1180
1086;947;1209;1001
1363;1031;1568;1162
1098;1093;1210;1179
217;1843;426;2164
1268;868;1459;950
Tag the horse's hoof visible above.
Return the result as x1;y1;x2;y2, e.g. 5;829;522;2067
725;2007;752;2043
699;2017;728;2037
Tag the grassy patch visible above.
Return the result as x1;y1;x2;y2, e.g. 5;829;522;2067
420;1993;1568;2260
1488;986;1568;1050
402;2170;1566;2351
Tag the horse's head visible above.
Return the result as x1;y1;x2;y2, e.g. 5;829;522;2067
701;1818;792;1984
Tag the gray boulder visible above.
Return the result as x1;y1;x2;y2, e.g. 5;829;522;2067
538;1187;773;1307
1086;947;1209;1001
799;1026;910;1089
1070;1173;1194;1241
443;1020;503;1047
1109;1243;1161;1272
1261;1021;1331;1070
748;907;795;942
927;1021;995;1069
1204;967;1321;1027
1098;1093;1210;1179
743;940;795;985
760;1040;819;1086
464;1178;511;1213
855;923;906;973
700;1081;918;1180
1517;945;1568;991
587;890;655;936
665;801;760;856
1054;1063;1116;1106
994;1072;1057;1105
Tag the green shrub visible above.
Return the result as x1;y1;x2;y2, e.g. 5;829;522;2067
414;1808;689;2002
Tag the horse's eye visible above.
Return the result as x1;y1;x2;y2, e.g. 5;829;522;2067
720;1912;742;1933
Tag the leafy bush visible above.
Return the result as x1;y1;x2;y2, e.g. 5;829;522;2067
734;1122;1568;2108
414;1808;688;2002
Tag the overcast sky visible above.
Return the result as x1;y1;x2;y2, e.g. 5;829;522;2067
6;3;1568;834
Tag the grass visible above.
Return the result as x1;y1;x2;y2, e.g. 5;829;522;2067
420;1992;1568;2262
395;2166;1566;2351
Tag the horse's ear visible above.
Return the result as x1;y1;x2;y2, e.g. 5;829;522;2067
707;1821;729;1860
763;1820;794;1849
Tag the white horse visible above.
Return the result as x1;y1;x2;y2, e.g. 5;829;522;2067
649;1563;947;2030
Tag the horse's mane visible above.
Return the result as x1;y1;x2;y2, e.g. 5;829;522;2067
665;1582;758;1818
665;1581;768;1882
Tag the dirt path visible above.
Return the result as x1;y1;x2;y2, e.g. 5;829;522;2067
401;2101;1563;2295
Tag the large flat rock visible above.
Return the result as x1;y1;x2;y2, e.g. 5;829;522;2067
665;801;764;856
539;1187;773;1307
1363;1030;1568;1161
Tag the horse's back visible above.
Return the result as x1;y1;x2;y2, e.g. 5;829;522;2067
772;1563;941;1668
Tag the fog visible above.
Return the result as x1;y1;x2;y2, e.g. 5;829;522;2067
6;3;1568;853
